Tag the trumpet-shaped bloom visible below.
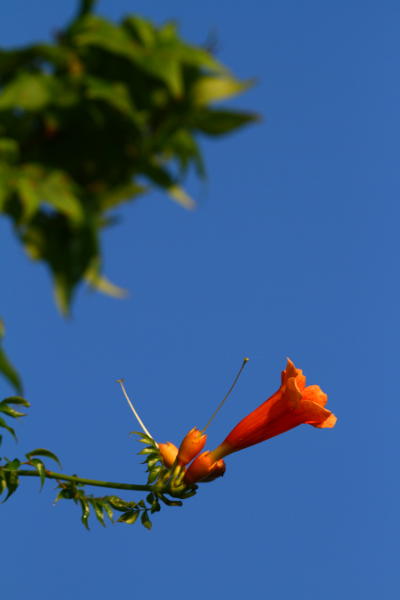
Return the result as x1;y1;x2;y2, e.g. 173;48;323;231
210;359;337;462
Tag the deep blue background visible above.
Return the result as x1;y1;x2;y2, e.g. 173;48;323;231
1;2;394;598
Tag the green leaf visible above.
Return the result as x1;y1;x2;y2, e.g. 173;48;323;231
141;510;152;530
138;447;158;455
118;509;139;524
90;499;106;526
85;77;141;124
98;183;147;211
0;72;54;111
4;458;21;470
84;258;127;300
25;448;62;469
29;458;46;490
39;171;83;225
2;469;19;502
0;396;30;408
74;15;139;60
15;173;42;221
147;467;162;484
0;417;17;441
0;138;19;162
159;494;183;507
192;109;260;135
107;496;137;511
0;404;26;418
167;185;195;210
146;457;160;470
103;501;114;522
0;349;23;395
79;498;91;529
123;16;156;47
192;75;253;105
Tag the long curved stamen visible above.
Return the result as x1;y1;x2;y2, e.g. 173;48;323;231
201;357;249;433
117;379;157;445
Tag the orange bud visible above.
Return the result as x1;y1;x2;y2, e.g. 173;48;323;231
158;442;178;468
176;427;207;466
184;450;226;484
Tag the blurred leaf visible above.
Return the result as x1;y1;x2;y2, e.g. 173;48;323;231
0;417;17;441
0;404;26;418
85;77;141;124
39;171;83;225
98;182;147;211
192;109;260;135
0;72;54;111
167;185;195;210
0;396;29;408
84;258;127;299
0;138;19;162
192;75;253;105
0;348;23;394
123;16;156;47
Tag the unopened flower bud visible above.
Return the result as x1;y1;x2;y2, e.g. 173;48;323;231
158;442;178;468
201;459;226;482
176;427;207;466
184;451;225;484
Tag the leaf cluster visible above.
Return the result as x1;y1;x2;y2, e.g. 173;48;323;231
0;2;257;312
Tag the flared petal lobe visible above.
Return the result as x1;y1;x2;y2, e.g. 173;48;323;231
211;359;336;460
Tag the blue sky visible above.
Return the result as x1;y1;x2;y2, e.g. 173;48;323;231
1;1;395;599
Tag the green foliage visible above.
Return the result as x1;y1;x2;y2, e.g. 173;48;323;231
0;395;29;442
0;0;258;312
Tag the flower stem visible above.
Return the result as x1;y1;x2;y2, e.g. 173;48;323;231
15;469;153;492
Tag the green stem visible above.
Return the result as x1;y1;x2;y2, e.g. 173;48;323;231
16;469;153;492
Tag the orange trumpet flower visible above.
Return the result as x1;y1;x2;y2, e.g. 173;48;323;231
186;359;336;483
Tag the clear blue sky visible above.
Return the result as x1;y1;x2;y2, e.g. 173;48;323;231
1;1;395;598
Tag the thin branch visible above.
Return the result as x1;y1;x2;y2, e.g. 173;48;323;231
14;469;153;492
